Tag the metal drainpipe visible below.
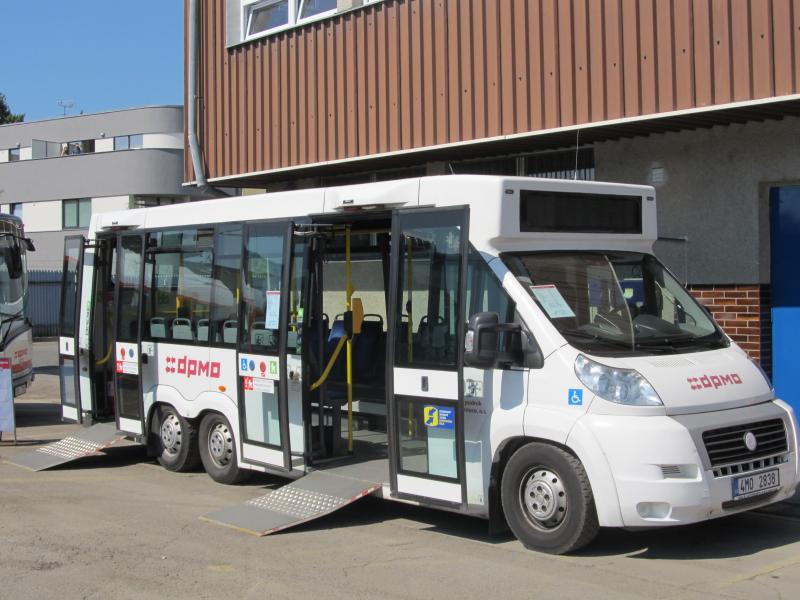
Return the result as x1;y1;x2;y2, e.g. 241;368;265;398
188;0;215;193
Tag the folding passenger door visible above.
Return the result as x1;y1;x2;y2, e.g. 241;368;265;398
113;233;146;435
58;236;85;423
387;207;469;507
236;220;294;471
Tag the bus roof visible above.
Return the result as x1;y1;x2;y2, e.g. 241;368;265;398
91;175;656;253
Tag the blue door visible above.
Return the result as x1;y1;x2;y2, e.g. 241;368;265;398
770;186;800;413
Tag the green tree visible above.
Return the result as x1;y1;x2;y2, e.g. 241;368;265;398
0;93;24;124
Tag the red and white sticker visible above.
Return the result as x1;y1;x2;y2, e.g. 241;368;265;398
243;376;275;394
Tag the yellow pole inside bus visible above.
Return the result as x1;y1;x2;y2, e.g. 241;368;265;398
345;226;354;453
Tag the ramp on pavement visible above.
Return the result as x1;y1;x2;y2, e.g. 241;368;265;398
6;422;130;471
202;458;388;536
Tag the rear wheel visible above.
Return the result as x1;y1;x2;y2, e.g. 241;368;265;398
154;405;200;472
198;413;250;484
501;442;599;554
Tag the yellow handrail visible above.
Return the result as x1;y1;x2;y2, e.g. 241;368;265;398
95;342;113;366
309;335;347;392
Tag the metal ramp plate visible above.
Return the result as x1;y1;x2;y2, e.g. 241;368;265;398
202;463;385;536
6;422;128;471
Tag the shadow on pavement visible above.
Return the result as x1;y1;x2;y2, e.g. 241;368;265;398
11;401;63;427
578;512;800;559
34;366;59;376
276;494;800;558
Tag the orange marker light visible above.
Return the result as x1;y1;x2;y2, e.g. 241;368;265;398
218;386;226;392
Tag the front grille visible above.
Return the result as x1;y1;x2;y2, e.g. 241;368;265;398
702;419;788;468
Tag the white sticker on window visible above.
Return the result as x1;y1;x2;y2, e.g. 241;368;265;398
530;285;575;319
265;290;281;330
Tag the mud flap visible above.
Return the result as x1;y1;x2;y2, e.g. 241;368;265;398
202;462;385;536
6;422;129;471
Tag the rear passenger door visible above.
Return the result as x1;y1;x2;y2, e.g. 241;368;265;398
388;207;469;507
236;220;293;471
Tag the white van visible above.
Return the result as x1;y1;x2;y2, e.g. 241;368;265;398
53;175;797;553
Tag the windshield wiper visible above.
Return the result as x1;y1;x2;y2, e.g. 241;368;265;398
560;329;636;350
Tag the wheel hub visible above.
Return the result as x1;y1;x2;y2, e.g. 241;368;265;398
522;469;568;528
208;423;232;467
160;414;182;455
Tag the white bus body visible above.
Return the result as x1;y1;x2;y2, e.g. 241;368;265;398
59;176;799;553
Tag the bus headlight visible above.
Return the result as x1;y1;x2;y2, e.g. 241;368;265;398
574;355;663;406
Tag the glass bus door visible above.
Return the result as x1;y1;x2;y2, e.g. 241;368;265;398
236;220;293;470
388;207;469;507
59;236;85;423
113;233;146;435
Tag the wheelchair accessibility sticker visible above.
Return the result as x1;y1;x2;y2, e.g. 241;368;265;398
568;389;583;406
424;405;454;429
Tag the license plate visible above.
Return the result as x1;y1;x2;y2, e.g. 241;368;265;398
732;468;780;500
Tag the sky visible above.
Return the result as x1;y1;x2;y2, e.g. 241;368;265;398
1;1;184;123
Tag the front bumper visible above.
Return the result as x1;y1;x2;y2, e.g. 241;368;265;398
582;400;800;527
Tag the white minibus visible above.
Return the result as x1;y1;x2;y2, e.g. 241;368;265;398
53;176;798;553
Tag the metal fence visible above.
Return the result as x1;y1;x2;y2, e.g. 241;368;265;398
28;270;61;338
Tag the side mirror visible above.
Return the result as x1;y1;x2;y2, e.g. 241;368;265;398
464;312;501;369
23;238;35;252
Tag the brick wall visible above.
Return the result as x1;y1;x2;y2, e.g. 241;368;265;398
688;284;772;376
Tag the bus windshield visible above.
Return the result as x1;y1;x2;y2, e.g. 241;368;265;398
0;235;27;319
503;251;728;355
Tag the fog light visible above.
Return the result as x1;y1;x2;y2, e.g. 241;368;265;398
636;502;671;519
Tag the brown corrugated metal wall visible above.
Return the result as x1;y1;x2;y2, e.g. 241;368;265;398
186;0;800;183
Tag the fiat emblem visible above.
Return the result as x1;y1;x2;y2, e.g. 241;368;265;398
743;431;758;452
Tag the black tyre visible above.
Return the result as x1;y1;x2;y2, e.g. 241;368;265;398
198;412;250;484
501;442;599;554
154;404;200;472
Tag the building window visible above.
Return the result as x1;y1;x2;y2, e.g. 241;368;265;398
132;196;184;209
525;147;595;181
114;134;144;151
242;0;376;40
63;199;91;229
9;203;22;218
8;148;20;162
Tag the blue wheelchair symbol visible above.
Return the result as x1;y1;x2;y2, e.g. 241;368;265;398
568;389;583;406
240;358;248;371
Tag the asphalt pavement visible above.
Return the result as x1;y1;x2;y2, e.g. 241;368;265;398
1;341;800;600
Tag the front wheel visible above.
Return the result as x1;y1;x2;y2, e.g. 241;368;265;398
198;413;250;485
501;442;599;554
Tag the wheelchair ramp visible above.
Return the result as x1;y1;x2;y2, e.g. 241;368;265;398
202;460;387;536
6;422;128;471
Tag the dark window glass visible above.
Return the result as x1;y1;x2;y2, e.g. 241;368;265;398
300;0;335;18
287;237;307;355
241;223;286;353
63;199;91;229
117;374;141;420
10;203;22;218
9;148;20;162
143;228;214;344
60;237;82;337
395;213;462;368
210;224;242;346
117;236;142;342
519;190;642;234
248;1;289;35
114;135;129;151
466;245;515;322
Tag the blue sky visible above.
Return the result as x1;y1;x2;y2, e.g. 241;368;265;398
1;1;184;122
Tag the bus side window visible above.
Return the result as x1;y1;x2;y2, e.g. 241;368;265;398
143;228;214;344
209;223;243;347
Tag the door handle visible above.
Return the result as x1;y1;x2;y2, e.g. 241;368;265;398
421;375;429;392
141;354;149;365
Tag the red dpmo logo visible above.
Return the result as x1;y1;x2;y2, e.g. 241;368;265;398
164;355;221;379
687;373;742;391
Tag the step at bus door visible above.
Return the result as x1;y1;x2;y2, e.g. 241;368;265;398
236;220;294;471
113;233;146;436
387;206;469;508
59;236;86;423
